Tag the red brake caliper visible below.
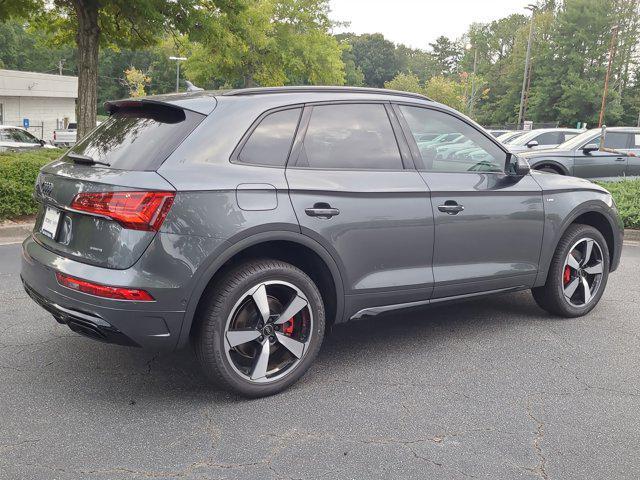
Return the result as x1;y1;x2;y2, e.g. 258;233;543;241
283;318;295;335
563;265;571;285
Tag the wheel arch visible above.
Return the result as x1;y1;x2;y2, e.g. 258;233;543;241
530;159;570;175
535;201;622;287
177;231;345;348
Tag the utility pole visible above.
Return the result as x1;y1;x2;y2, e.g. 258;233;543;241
58;59;65;75
517;4;536;130
469;47;478;118
598;25;619;128
522;55;534;122
169;56;187;93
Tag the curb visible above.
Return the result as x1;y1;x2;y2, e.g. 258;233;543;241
625;229;640;242
0;221;34;244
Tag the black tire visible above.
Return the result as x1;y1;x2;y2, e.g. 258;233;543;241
194;259;325;397
537;166;561;174
532;224;609;317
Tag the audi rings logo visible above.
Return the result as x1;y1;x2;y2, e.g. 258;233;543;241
38;179;54;198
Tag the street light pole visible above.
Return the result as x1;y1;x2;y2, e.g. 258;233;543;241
517;5;536;130
598;25;619;128
469;47;478;117
169;56;187;93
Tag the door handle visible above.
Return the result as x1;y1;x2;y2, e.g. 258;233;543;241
438;201;464;215
615;157;626;162
305;203;340;219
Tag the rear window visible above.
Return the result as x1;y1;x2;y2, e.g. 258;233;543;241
66;104;204;170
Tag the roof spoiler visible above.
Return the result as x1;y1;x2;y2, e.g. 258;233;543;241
104;94;217;116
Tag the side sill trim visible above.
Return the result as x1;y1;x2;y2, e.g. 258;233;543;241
350;285;527;320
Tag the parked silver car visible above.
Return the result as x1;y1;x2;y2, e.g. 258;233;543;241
507;128;583;152
0;125;53;152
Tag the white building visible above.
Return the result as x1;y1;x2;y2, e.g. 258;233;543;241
0;69;78;142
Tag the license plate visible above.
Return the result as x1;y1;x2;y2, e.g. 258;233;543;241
41;206;61;239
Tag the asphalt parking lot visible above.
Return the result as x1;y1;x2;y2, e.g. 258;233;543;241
1;241;639;480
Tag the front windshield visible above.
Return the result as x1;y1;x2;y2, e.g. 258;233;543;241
497;131;526;144
509;130;542;146
556;129;599;150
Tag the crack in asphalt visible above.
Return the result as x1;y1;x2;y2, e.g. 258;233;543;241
526;401;549;480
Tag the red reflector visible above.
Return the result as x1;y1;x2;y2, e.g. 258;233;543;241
55;272;154;301
70;191;175;231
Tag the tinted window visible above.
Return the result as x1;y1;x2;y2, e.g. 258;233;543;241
535;131;562;145
399;105;506;173
296;104;402;170
238;108;301;166
591;132;630;149
67;104;204;170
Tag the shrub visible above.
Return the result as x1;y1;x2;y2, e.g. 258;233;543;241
597;179;640;230
0;149;64;220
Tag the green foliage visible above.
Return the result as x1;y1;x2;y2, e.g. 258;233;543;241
596;179;640;229
0;149;63;220
346;33;400;87
425;76;466;111
185;0;344;88
384;73;424;94
0;18;75;73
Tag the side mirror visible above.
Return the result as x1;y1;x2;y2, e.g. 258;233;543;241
526;140;539;148
508;155;531;177
582;143;599;153
39;140;46;146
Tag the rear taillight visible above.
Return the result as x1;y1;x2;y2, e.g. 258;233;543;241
70;191;175;231
55;272;154;301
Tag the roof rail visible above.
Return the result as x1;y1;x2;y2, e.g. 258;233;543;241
223;86;432;102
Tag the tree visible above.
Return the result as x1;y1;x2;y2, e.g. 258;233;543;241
124;67;150;97
429;35;463;77
425;76;465;111
347;33;400;87
186;0;344;88
339;41;365;86
3;0;237;139
384;73;424;95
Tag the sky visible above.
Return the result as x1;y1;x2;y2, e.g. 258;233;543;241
329;0;533;49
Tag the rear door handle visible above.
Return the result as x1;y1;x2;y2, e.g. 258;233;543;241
438;201;464;215
616;157;626;162
305;203;340;218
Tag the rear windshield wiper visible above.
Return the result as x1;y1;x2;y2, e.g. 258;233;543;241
67;152;111;167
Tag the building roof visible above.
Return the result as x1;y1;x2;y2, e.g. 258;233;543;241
0;69;78;98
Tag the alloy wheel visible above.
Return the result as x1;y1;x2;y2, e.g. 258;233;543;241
562;237;604;307
223;281;313;384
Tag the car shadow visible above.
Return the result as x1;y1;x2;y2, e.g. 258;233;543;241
30;289;556;405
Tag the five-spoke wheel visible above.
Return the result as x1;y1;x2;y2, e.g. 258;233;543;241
532;224;609;317
195;259;325;397
224;281;313;383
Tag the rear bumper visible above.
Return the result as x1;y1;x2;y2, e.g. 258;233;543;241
20;235;187;350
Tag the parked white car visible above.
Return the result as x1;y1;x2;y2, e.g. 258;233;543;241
506;128;584;153
0;125;55;153
52;122;77;147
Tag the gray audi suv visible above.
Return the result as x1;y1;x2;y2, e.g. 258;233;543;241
21;87;623;397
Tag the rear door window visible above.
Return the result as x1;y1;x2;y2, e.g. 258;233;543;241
590;132;631;150
534;131;562;145
295;104;403;170
66;104;204;170
238;108;301;166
